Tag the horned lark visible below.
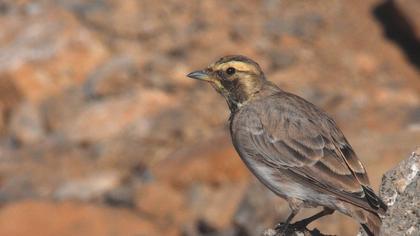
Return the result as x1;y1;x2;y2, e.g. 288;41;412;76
187;55;387;235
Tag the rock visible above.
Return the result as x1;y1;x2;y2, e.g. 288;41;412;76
0;106;4;135
264;13;324;41
394;0;420;41
0;175;38;203
357;148;420;235
268;50;297;71
382;179;419;235
190;183;247;230
0;200;159;236
379;148;420;205
67;0;167;39
103;185;135;208
263;228;278;236
0;76;23;135
54;89;173;142
153;136;250;187
135;182;187;232
234;182;288;236
133;138;250;234
406;106;420;132
54;171;123;201
378;147;420;235
83;55;140;99
373;0;420;69
292;14;325;42
9;102;46;144
0;75;22;110
0;4;108;103
262;227;332;236
354;52;380;76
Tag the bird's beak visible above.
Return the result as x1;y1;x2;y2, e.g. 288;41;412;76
187;70;212;82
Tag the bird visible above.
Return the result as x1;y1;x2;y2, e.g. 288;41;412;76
187;55;387;235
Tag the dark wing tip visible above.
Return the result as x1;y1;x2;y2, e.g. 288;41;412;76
362;185;387;212
361;224;374;236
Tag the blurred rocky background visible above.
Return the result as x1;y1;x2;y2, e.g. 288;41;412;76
0;0;419;235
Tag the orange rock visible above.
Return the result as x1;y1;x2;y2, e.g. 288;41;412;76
1;6;108;104
135;182;188;233
9;102;45;144
135;183;190;235
192;182;248;230
154;136;250;188
64;89;174;142
138;136;251;231
0;200;158;236
355;52;379;76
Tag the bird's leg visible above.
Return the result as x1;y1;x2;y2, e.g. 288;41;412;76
275;208;300;233
292;207;335;229
275;200;302;232
284;207;300;225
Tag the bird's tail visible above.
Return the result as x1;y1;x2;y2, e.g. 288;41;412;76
357;185;387;235
359;211;382;236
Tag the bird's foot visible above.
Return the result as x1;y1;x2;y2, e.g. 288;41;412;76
274;222;290;235
274;222;288;232
274;220;309;235
289;219;311;230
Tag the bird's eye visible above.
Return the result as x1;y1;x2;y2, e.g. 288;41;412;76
226;67;236;75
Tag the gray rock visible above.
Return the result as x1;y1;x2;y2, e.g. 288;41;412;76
406;106;420;132
104;185;135;208
262;227;331;236
0;4;69;72
53;171;123;201
268;50;297;71
234;182;288;236
264;13;324;41
83;55;140;99
379;148;420;236
358;147;420;236
0;175;38;203
9;102;46;144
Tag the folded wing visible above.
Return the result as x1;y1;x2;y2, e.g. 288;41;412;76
232;99;386;214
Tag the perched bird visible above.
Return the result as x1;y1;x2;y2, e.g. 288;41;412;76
187;55;387;235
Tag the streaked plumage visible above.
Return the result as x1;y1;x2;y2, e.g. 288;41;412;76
187;55;387;235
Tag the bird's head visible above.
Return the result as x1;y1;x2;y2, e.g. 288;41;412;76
187;55;266;111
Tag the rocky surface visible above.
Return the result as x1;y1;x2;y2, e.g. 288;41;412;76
377;148;420;235
263;225;333;236
0;0;419;236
